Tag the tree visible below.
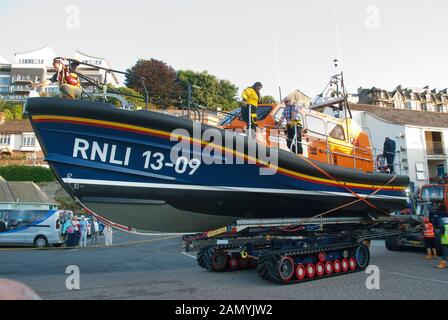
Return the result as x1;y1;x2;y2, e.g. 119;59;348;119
260;95;278;105
0;101;24;119
125;59;182;109
106;85;152;110
177;70;239;111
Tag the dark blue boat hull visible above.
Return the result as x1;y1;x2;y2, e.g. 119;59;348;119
25;98;410;232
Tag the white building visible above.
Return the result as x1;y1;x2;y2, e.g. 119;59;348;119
0;113;42;157
0;46;119;101
351;104;448;187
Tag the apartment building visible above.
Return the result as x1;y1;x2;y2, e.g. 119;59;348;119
0;46;119;101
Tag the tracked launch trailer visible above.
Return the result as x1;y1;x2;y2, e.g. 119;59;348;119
183;216;419;284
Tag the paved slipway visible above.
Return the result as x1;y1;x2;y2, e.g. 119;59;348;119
1;233;447;300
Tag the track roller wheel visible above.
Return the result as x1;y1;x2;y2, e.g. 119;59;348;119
333;260;342;273
355;244;371;270
228;256;239;270
306;263;316;279
211;249;228;272
318;252;326;262
325;261;334;275
316;262;325;277
278;256;295;283
197;247;228;272
342;259;349;272
349;258;357;271
296;264;306;281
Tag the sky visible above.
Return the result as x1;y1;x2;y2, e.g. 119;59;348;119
1;0;447;99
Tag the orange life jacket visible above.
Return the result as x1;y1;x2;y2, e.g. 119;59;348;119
423;223;435;238
58;66;80;87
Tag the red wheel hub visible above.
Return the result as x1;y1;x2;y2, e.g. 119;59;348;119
296;264;306;281
316;262;325;277
306;263;316;278
318;252;326;262
333;260;342;273
342;259;349;272
325;261;334;275
349;258;357;271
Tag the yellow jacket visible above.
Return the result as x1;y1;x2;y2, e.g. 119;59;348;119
242;87;260;107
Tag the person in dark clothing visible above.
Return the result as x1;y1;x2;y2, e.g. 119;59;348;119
0;219;7;233
383;137;396;174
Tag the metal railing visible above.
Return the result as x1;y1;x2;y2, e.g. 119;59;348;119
426;141;445;156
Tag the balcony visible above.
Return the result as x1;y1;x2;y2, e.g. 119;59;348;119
12;75;35;85
426;141;445;157
11;85;32;94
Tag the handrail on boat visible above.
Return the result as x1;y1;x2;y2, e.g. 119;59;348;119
66;58;150;110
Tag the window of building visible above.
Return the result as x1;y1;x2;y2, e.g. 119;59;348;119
18;59;44;64
22;134;35;147
0;76;10;86
0;135;11;145
306;116;326;136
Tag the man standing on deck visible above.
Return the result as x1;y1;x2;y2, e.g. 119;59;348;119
383;137;396;174
32;57;82;99
281;98;303;154
241;82;263;138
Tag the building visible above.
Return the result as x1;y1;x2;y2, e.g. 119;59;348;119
285;89;312;107
0;46;119;102
0;112;42;160
358;86;448;113
351;103;448;187
0;176;58;210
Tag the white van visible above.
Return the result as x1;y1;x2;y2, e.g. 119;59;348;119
0;210;73;248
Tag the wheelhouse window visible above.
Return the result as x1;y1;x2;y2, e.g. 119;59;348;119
306;115;326;136
421;186;444;203
327;122;346;141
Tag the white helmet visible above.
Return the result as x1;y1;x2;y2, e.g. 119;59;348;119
442;217;448;224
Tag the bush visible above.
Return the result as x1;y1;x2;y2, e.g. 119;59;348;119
0;166;56;182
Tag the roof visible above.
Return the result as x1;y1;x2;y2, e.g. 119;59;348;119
0;119;33;134
0;176;58;205
0;177;15;202
350;103;448;128
0;53;10;65
7;181;59;205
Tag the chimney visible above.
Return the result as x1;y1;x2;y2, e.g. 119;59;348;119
0;112;5;125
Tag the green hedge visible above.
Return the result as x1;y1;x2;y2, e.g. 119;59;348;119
0;166;56;183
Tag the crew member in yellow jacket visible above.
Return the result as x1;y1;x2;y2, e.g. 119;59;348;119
241;82;263;135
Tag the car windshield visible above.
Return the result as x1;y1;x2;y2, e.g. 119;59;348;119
421;186;444;202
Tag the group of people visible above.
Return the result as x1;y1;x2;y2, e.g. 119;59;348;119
241;82;303;154
62;215;113;248
423;216;448;269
